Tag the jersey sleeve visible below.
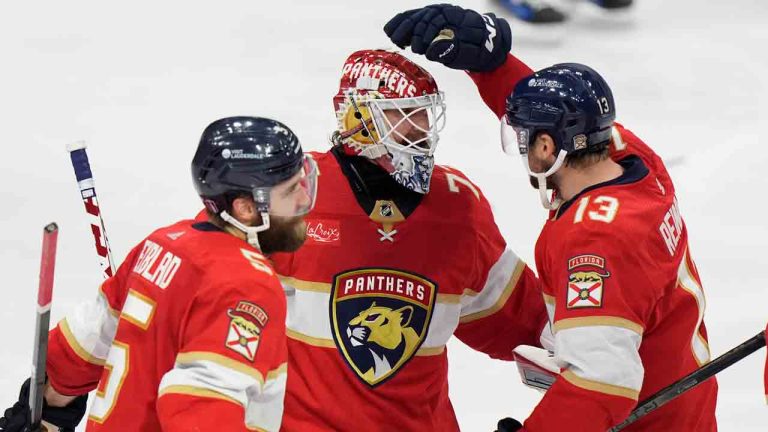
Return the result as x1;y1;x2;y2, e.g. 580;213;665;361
46;245;139;395
453;178;548;360
523;226;659;431
156;270;288;432
467;53;535;119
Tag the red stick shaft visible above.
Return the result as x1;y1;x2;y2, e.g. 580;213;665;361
37;223;58;309
29;223;59;428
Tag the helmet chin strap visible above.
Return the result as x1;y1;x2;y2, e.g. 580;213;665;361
220;211;271;250
523;149;568;210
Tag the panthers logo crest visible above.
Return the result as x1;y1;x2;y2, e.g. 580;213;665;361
331;268;437;387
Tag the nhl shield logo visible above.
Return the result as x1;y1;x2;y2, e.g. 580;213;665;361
330;268;437;387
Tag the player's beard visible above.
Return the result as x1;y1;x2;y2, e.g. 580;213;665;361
258;215;307;254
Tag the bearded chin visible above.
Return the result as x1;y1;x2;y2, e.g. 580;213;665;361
258;216;307;254
528;157;557;190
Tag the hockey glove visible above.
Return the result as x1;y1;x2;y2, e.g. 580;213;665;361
512;344;560;392
383;4;512;72
496;417;523;432
0;379;87;432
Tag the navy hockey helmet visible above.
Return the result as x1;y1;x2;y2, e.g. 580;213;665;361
500;63;616;210
192;116;311;214
191;116;318;249
503;63;615;156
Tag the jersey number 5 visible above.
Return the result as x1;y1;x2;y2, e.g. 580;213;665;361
573;196;620;224
89;290;157;423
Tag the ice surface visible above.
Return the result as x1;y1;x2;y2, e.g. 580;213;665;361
0;0;765;430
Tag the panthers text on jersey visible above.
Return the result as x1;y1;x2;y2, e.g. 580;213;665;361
269;150;548;431
469;55;718;431
46;219;288;431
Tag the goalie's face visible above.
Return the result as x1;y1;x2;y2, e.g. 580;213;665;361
383;107;430;148
368;92;445;156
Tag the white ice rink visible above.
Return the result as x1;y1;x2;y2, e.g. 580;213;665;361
1;0;766;430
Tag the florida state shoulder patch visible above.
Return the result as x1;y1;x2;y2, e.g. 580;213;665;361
225;301;269;361
566;255;610;309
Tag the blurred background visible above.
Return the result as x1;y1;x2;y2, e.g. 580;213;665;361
1;0;766;430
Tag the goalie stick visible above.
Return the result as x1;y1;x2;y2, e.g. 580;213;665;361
28;223;59;432
66;141;116;278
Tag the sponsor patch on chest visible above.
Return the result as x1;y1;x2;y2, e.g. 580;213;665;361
566;255;610;309
305;219;341;245
330;268;437;387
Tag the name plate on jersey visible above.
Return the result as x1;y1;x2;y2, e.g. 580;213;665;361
330;268;437;387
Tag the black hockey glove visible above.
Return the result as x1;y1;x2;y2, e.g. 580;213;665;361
383;4;512;72
0;379;87;432
495;417;523;432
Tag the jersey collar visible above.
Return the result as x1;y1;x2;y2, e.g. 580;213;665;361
554;156;649;219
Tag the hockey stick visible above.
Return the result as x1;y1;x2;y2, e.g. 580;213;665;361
66;141;116;279
28;223;59;432
609;330;767;431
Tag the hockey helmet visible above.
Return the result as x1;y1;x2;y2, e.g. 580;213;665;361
192;116;317;247
501;63;616;209
332;49;446;194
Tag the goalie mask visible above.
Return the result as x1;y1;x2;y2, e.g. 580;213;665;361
331;49;446;194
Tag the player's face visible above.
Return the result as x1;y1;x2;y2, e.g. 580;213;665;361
527;135;557;189
383;108;429;148
257;166;316;254
269;169;315;216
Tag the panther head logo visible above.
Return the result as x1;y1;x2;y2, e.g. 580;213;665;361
331;268;437;386
346;302;420;382
568;271;607;284
566;269;610;309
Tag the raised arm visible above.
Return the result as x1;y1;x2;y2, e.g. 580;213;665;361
467;53;534;118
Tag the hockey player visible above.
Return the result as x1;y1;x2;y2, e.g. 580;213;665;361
498;0;567;24
385;4;718;431
268;48;549;431
496;0;632;25
0;117;318;432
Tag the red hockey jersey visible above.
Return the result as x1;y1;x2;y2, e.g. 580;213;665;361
469;54;718;431
269;150;548;431
46;218;288;431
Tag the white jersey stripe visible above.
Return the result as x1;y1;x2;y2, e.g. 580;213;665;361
60;292;119;364
459;249;525;322
677;250;710;365
244;369;286;432
555;325;644;396
159;353;286;432
279;252;526;353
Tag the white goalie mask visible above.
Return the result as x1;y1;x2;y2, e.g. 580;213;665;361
332;49;446;194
